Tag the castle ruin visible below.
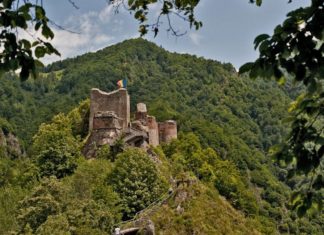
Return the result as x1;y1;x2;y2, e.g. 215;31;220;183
83;88;177;157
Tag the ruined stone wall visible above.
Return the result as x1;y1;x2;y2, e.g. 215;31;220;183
158;120;177;143
85;89;177;158
92;112;122;130
135;103;148;122
89;88;130;131
93;117;114;130
84;111;123;158
147;116;159;147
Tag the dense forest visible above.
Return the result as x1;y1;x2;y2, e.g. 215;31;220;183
0;38;322;234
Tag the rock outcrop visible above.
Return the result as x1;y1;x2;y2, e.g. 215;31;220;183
0;128;24;158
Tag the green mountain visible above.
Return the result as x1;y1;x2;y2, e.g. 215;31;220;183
0;38;289;149
0;38;322;234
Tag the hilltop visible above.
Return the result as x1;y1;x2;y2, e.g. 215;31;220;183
0;38;290;149
0;38;322;234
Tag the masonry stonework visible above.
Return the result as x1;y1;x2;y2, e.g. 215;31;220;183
147;116;159;147
83;88;177;158
135;103;148;122
158;120;177;143
89;88;130;131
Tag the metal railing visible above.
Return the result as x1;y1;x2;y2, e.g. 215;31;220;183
111;188;174;234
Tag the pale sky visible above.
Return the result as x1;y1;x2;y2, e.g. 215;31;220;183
42;0;308;69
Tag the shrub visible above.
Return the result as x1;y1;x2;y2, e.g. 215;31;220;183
32;113;81;179
36;147;78;179
65;200;115;234
36;215;71;235
107;148;167;219
96;144;111;160
17;178;65;232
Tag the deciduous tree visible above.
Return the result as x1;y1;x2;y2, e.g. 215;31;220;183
107;148;167;219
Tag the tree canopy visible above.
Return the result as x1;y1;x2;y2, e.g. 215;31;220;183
0;0;323;217
0;0;59;80
240;0;324;215
0;38;323;233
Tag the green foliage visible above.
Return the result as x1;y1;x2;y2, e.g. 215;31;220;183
0;1;59;80
149;100;179;122
96;144;111;160
163;133;259;215
0;39;322;232
13;159;39;188
12;103;121;233
65;200;115;234
107;148;167;219
0;0;201;80
36;147;78;179
0;157;14;187
35;215;71;235
0;0;322;223
65;158;117;203
93;138;124;161
0;186;29;234
0;39;291;153
109;0;201;36
213;159;258;215
0;117;14;135
0;157;38;188
109;137;125;161
13;159;121;234
151;183;267;234
17;177;65;232
63;159;121;233
240;0;324;215
32;113;81;179
32;114;79;155
67;99;90;138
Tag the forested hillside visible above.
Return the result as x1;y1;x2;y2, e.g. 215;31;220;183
0;38;322;234
0;38;289;149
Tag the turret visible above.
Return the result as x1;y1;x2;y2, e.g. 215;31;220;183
158;120;177;143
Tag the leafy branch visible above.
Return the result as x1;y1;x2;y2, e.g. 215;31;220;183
240;0;324;216
0;0;60;80
108;0;202;36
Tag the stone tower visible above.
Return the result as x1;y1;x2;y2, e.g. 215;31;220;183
89;88;130;131
158;120;178;143
134;103;160;147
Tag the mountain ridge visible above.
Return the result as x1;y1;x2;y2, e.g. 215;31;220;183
0;38;322;233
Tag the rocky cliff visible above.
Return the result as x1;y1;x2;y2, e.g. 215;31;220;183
0;119;24;158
